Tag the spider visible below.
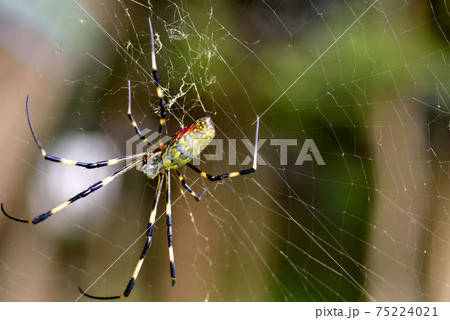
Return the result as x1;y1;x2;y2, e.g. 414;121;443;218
1;18;259;300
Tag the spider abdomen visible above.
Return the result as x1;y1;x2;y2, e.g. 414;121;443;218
139;117;215;179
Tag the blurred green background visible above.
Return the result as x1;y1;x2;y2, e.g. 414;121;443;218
0;0;449;301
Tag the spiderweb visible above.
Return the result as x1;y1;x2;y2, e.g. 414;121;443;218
0;0;449;302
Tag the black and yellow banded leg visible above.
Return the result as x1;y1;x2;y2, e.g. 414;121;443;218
175;169;208;201
26;94;146;169
148;17;167;146
39;151;146;169
79;174;165;300
1;159;143;225
186;115;260;182
127;80;159;150
186;164;256;181
165;171;176;286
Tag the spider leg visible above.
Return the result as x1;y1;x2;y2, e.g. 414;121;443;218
148;17;167;146
165;171;176;286
79;173;165;299
175;169;208;201
26;95;145;169
127;18;167;150
187;164;256;181
186;116;260;181
127;80;159;150
1;159;143;225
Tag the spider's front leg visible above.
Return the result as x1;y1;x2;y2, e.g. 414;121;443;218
187;116;260;182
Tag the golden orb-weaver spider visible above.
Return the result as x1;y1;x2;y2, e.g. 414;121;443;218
1;18;259;300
